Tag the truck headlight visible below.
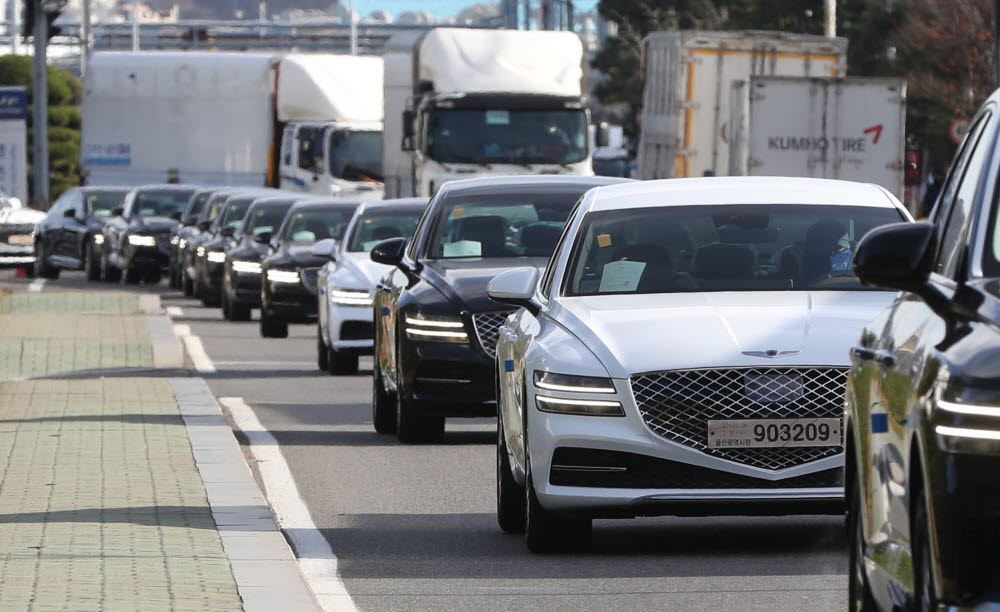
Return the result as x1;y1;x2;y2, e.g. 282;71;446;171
128;234;157;247
206;251;226;263
404;313;468;342
329;287;373;307
232;260;261;274
534;371;616;394
267;268;300;284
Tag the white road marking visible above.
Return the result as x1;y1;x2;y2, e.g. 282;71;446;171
222;396;357;612
27;279;45;293
213;360;317;367
165;306;184;317
172;324;216;373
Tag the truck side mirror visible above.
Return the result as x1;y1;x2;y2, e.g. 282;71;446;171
402;110;415;151
595;122;610;148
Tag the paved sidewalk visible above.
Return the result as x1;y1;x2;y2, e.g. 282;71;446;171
0;291;318;610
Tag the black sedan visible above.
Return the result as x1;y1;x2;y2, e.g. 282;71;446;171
370;175;630;443
221;195;301;322
170;187;218;288
99;184;197;284
194;191;273;307
34;186;130;280
180;189;241;297
259;199;361;338
846;89;1000;611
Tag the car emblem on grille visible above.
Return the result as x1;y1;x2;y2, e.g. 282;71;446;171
742;349;800;358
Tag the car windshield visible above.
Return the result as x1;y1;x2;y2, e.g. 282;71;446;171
427;109;588;166
347;210;422;252
86;191;127;218
219;201;252;230
329;130;383;182
280;209;355;245
564;204;905;296
132;190;195;217
245;204;293;238
187;192;212;218
426;192;580;259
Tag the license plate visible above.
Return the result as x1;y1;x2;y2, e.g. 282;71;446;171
6;234;32;246
707;418;841;449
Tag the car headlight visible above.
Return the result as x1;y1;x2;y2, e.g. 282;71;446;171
93;234;104;245
404;313;468;342
534;371;616;394
196;246;206;257
534;395;624;416
178;238;187;248
206;251;226;263
934;398;1000;452
170;235;179;246
329;287;373;307
267;268;300;283
128;234;157;247
232;260;261;274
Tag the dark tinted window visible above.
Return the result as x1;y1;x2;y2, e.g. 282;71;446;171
85;191;127;218
347;209;422;252
245;204;292;238
281;208;355;244
131;190;195;217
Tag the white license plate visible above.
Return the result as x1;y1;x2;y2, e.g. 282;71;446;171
707;418;841;449
6;234;32;246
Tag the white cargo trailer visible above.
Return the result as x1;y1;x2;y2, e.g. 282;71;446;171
729;76;906;197
637;31;847;180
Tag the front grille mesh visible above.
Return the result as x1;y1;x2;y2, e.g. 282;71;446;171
472;311;513;358
300;267;320;294
630;367;847;471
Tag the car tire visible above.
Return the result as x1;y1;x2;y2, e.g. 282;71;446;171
396;380;444;444
259;308;288;338
372;359;397;434
848;472;876;611
229;300;251;322
85;243;101;281
101;251;121;283
497;414;526;534
221;289;232;319
524;453;591;553
182;270;194;296
328;350;359;376
144;273;161;285
317;326;329;371
914;487;939;612
201;281;220;307
122;266;141;284
34;246;60;279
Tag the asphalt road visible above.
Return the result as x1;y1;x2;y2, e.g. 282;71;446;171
7;269;850;611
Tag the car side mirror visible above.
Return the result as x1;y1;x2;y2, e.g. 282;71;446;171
370;237;407;268
854;221;952;313
182;218;196;227
310;237;338;259
64;208;77;219
168;211;183;221
197;220;211;231
253;231;272;245
595;121;611;148
112;206;124;217
219;226;236;237
487;267;540;315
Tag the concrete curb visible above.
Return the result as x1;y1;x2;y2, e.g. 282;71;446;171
170;378;322;612
138;293;161;314
147;314;185;369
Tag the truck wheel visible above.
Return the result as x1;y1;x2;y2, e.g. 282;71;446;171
85;243;101;281
259;309;288;338
372;360;397;434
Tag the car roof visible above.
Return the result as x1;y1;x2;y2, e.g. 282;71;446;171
289;198;364;211
78;186;132;193
132;184;199;192
439;175;632;198
357;197;429;215
587;177;902;212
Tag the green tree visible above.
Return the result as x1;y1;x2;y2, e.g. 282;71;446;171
0;54;82;205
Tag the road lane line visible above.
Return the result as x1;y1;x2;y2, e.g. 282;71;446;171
165;306;184;317
221;396;358;612
27;279;45;293
172;324;216;373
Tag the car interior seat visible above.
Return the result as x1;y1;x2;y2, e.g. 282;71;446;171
693;243;756;289
454;215;509;257
611;244;674;292
520;222;562;257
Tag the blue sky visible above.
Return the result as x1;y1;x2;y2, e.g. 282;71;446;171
351;0;599;20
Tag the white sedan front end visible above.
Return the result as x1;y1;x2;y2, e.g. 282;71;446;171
489;176;911;552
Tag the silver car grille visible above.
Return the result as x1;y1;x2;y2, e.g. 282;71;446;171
472;311;513;359
300;267;321;294
630;367;848;471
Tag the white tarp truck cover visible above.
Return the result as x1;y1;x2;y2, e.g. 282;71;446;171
637;30;847;180
417;29;583;96
729;76;906;197
276;54;384;123
81;52;276;186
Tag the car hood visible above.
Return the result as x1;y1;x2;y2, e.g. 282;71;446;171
0;206;44;225
334;251;393;290
423;257;549;313
286;245;327;269
136;216;179;233
553;290;898;377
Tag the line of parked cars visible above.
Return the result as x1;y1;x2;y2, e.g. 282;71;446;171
24;89;1000;606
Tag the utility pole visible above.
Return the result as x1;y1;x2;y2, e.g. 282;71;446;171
80;0;89;78
131;0;139;51
31;0;47;208
348;0;356;55
824;0;836;37
9;0;18;54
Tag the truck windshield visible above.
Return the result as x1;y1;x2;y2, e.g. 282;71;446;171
328;130;383;182
426;109;588;166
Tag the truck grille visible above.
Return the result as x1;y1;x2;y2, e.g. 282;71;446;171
630;367;847;471
472;311;513;359
300;267;320;294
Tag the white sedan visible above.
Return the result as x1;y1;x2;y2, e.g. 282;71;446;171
488;176;912;552
314;197;427;374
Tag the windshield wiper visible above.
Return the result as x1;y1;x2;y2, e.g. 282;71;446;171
339;164;384;183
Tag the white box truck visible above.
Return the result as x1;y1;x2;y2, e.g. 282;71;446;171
81;52;384;198
728;76;906;197
382;28;600;198
637;30;847;180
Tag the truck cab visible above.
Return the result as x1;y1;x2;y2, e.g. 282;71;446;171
279;122;384;200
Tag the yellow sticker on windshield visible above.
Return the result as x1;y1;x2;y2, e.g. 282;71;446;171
454;208;465;219
597;233;612;248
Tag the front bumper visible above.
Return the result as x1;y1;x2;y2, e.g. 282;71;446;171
232;271;262;306
399;338;496;417
125;245;169;273
329;304;375;353
265;280;317;321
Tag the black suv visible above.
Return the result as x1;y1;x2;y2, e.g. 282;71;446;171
846;89;1000;610
34;186;130;280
